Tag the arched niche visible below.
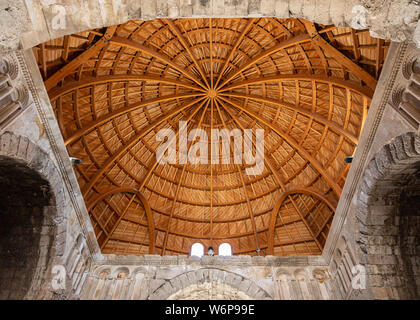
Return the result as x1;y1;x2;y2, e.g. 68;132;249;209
268;188;336;255
147;268;272;300
0;131;66;299
357;132;420;299
87;187;155;255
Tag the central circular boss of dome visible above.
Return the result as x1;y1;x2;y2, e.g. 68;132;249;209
207;89;218;98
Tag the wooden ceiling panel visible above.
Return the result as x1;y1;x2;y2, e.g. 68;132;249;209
34;17;389;257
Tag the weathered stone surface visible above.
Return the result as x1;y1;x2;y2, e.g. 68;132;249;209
1;0;420;54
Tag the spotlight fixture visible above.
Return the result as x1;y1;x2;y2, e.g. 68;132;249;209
70;157;82;165
344;156;354;164
256;248;261;253
208;246;214;256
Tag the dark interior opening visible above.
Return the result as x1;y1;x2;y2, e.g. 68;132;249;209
0;156;51;299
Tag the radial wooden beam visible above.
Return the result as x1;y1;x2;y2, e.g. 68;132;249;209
217;33;310;88
210;18;213;88
161;99;210;255
219;92;359;144
267;187;336;254
44;26;117;91
214;99;261;253
48;74;205;100
222;100;325;254
288;195;322;251
100;194;136;250
39;17;385;257
93;100;208;255
219;73;374;98
214;18;256;88
164;19;210;88
210;98;214;243
137;99;209;195
218;99;286;191
87;186;155;253
81;97;206;197
65;93;204;145
109;36;207;90
219;96;342;197
302;21;377;90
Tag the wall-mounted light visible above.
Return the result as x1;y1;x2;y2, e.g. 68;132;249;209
208;246;214;256
344;156;354;164
70;157;82;165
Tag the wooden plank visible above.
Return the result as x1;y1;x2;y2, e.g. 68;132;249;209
44;26;117;91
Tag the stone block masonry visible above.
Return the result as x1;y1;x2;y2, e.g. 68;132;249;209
0;0;419;54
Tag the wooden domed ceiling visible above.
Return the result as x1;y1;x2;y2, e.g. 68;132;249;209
33;18;388;257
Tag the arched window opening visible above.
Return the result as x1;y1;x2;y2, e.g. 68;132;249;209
219;243;232;256
191;243;204;257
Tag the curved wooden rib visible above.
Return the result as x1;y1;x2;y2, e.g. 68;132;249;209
267;187;336;254
110;36;207;90
161;99;210;255
219;74;374;99
218;99;286;191
214;99;261;253
44;26;117;91
65;93;204;145
87;186;155;253
219;96;342;197
137;98;209;195
81;97;206;198
219;92;359;144
217;33;310;88
48;74;205;101
164;19;210;88
38;17;385;257
302;20;377;90
214;18;256;88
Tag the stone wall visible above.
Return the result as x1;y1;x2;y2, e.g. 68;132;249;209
1;0;420;54
356;132;420;299
0;2;420;300
0;156;52;299
323;42;420;299
0;49;98;299
80;256;336;300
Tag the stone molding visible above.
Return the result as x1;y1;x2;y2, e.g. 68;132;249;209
147;268;272;300
1;1;420;53
14;49;102;260
322;42;411;264
0;53;32;130
96;253;326;267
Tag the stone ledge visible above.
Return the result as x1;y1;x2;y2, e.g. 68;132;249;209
96;253;326;266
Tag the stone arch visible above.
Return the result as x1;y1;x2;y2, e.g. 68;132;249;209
0;131;66;299
357;132;420;299
147;268;272;300
112;267;130;279
4;0;418;54
94;266;111;279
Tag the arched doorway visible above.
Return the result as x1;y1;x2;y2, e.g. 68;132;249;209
0;132;63;299
0;156;53;299
168;281;253;300
147;268;272;300
357;132;420;299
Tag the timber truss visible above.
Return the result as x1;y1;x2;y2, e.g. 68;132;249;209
34;18;388;256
